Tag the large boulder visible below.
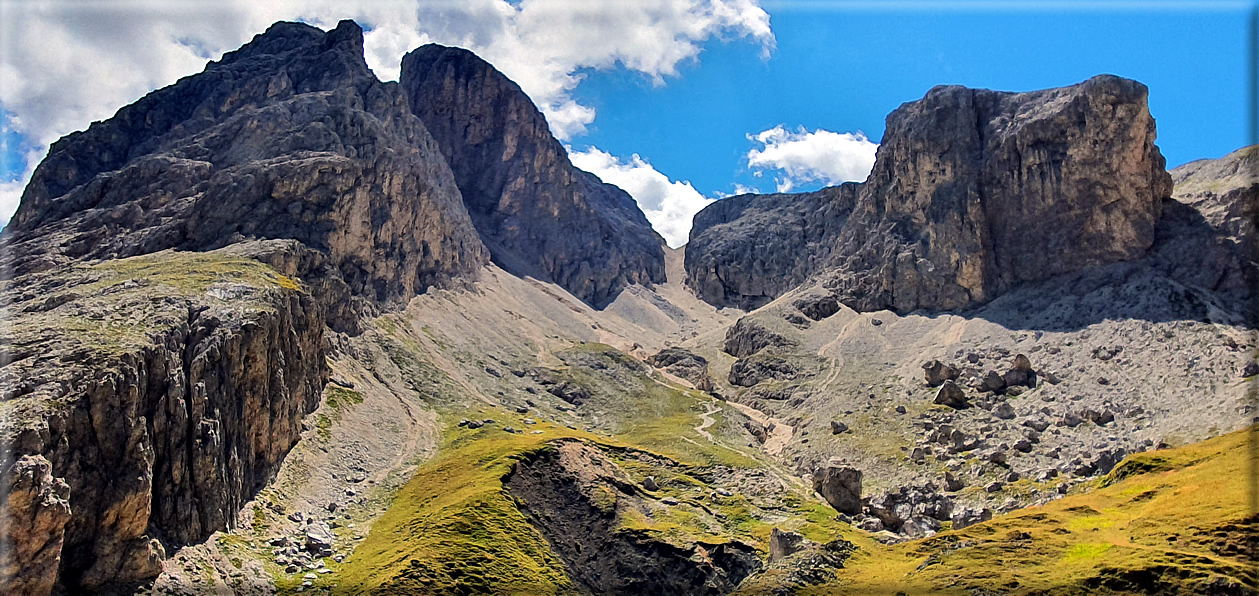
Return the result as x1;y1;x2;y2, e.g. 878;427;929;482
812;464;862;515
932;380;969;408
922;360;960;387
768;528;811;564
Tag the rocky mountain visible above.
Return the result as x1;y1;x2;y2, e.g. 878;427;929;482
1155;144;1257;301
685;183;858;310
4;20;487;313
685;75;1173;313
1;18;1255;596
0;19;669;595
400;44;667;307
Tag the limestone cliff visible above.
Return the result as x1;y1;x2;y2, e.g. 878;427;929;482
400;44;667;307
1;245;325;593
825;74;1171;312
685;75;1173;313
0;20;486;594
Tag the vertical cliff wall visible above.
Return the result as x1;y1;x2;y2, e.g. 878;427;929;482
400;45;667;307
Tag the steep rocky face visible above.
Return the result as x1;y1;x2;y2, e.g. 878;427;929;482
685;75;1172;313
3;20;487;306
400;44;666;307
1154;145;1258;304
685;184;859;310
0;245;326;593
825;74;1171;312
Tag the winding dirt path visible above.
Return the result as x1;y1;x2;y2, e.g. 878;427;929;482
725;400;793;456
693;400;721;441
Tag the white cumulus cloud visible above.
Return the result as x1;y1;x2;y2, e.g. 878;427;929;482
0;0;774;224
746;125;878;192
569;147;714;248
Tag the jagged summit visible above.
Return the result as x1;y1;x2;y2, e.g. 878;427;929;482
401;43;667;307
4;18;488;306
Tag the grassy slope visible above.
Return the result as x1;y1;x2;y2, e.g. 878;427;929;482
824;424;1258;594
334;332;1256;595
335;343;860;594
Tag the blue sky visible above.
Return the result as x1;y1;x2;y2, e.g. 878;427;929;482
0;1;1253;242
570;3;1253;198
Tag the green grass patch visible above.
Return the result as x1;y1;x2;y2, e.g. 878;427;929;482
1062;542;1113;561
336;415;588;594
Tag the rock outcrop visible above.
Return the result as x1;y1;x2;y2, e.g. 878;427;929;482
824;75;1170;312
0;246;326;593
400;45;666;307
812;463;862;515
685;75;1173;313
723;317;793;358
505;440;759;594
686;184;859;309
648;348;714;391
4;20;488;308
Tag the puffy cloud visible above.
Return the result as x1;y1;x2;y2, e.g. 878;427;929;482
746;125;877;192
569;146;714;248
0;1;774;223
0;148;40;229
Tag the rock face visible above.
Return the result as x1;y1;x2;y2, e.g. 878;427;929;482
1155;145;1258;303
686;184;859;309
0;456;71;596
825;75;1170;312
723;317;793;358
4;21;487;308
685;75;1173;313
0;246;326;594
400;45;666;307
812;464;862;515
728;357;799;387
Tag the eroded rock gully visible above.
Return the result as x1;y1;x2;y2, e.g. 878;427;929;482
505;440;759;594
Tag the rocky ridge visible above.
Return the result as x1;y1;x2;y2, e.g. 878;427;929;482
685;184;858;310
4;20;487;312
